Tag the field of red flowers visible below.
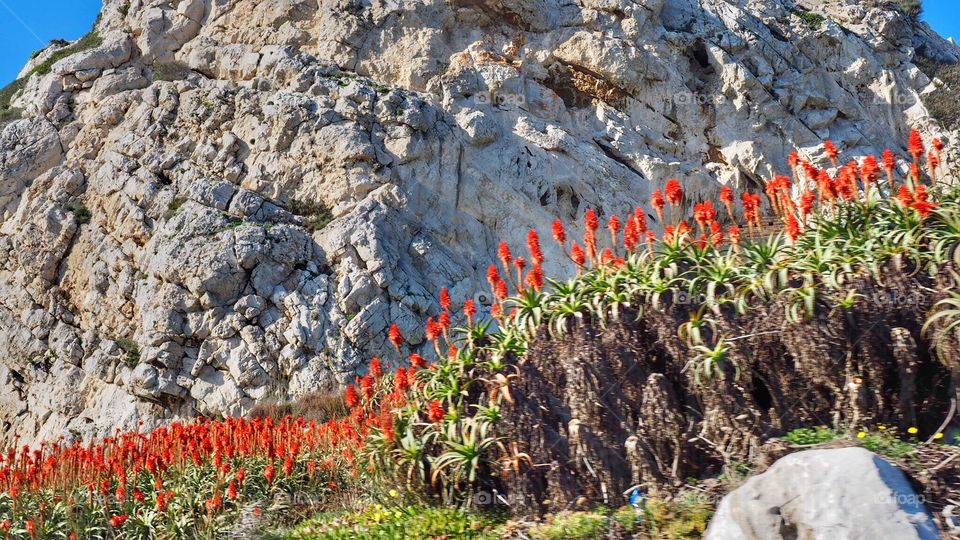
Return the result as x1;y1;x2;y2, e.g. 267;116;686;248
1;129;957;538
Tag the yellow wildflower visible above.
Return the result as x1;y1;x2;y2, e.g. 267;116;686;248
908;427;918;435
935;432;944;440
857;431;866;439
389;489;399;498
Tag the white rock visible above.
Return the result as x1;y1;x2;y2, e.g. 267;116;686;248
705;447;939;540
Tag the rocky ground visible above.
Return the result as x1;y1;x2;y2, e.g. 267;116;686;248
1;0;959;446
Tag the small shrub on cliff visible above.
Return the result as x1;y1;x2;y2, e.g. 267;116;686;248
152;61;192;82
114;337;140;367
789;8;826;29
289;198;334;232
28;31;103;77
67;202;92;225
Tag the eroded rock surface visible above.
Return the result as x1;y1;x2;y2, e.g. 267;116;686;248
0;0;957;444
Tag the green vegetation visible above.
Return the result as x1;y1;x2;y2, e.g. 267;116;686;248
118;1;131;16
152;61;192;82
29;32;103;77
114;338;140;368
249;391;350;424
784;426;924;459
790;8;826;29
285;506;503;540
784;426;843;446
891;0;923;18
68;203;92;225
916;58;960;131
289;198;335;232
642;495;714;539
0;25;103;120
168;196;187;215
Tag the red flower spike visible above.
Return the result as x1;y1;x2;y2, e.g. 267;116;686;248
526;265;544;291
584;209;598;232
729;226;742;246
388;324;404;352
497;241;512;269
908;129;924;162
651;189;665;221
439;287;451;311
552;219;566;246
370;357;383;379
571;242;586;268
409;353;427;369
463;300;476;325
665;179;683;206
824;139;838;164
785;213;801;242
527;229;544;266
427;401;445;423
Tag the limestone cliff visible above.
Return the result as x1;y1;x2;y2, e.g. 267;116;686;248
0;0;956;444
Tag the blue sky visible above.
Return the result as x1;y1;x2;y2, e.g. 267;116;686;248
0;0;958;88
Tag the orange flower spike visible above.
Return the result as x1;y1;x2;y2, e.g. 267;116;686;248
908;128;924;163
651;189;666;222
665;179;683;207
824;139;838;167
583;209;598;264
634;207;648;234
800;190;816;224
388;324;404;353
463;300;476;327
526;265;544;292
570;242;586;273
607;215;620;251
928;151;940;184
719;186;734;219
896;185;913;207
497;241;512;271
439;287;451;311
709;220;724;249
514;256;527;292
785;213;802;243
728;226;742;250
861;155;879;201
527;229;544;266
552;218;566;247
882;148;897;192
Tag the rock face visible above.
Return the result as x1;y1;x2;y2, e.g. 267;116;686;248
0;0;957;444
705;447;940;540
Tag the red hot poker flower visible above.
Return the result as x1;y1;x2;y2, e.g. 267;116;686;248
497;241;512;269
370;357;383;379
912;186;936;217
665;179;683;206
897;185;913;207
570;242;586;268
651;189;665;221
882;148;896;172
824;139;838;165
933;138;945;153
463;300;476;325
785;213;801;242
584;209;598;232
409;353;427;369
427;400;445;423
552;219;566;246
526;265;544;291
729;226;742;246
719;186;734;218
908;129;924;162
388;324;404;352
110;515;128;528
439;287;451;311
527;229;543;265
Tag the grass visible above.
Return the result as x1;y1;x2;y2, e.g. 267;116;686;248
285;506;504;540
527;507;636;539
789;8;826;29
249;391;349;424
916;58;960;130
28;31;103;77
641;494;714;539
152;61;192;82
0;27;102;118
289;198;334;232
891;0;922;18
67;203;92;225
115;338;140;368
784;426;921;459
168;196;187;216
